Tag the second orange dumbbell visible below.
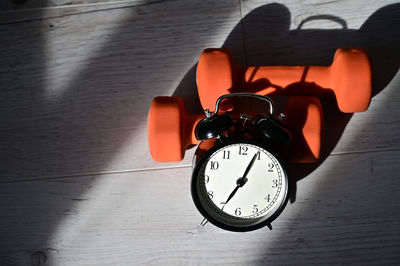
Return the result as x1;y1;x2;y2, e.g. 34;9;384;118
148;95;323;163
197;48;371;113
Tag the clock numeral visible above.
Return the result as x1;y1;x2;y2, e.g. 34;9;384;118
268;163;274;172
210;161;219;170
223;150;230;159
204;175;209;184
207;191;214;199
235;208;241;216
272;179;278;188
265;194;271;202
252;205;259;213
239;146;248;155
257;152;261;160
220;202;226;210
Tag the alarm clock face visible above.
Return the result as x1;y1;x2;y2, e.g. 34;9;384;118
191;140;289;231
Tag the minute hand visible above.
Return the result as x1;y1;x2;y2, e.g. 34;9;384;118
241;151;259;181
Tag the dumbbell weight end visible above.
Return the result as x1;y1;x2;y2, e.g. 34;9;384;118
148;97;203;162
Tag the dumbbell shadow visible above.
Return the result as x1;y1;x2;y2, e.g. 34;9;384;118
166;3;400;201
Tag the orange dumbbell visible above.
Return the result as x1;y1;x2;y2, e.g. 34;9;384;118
197;48;372;113
148;95;323;163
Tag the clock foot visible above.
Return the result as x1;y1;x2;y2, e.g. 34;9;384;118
200;218;209;226
266;223;272;230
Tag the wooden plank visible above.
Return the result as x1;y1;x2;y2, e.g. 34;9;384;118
240;0;400;156
241;0;400;65
1;0;399;182
0;1;164;24
0;0;151;12
0;0;243;181
1;150;399;265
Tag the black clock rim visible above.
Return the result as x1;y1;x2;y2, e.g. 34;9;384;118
190;139;290;232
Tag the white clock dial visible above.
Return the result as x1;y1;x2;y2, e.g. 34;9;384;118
192;141;289;231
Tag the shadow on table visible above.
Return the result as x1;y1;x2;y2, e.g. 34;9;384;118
0;2;399;265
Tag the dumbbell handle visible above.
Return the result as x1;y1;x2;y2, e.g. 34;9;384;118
244;66;328;94
183;115;204;147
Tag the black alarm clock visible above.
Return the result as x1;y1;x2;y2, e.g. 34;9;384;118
191;93;291;232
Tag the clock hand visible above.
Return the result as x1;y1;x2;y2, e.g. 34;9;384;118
221;151;260;206
221;185;240;206
241;151;259;181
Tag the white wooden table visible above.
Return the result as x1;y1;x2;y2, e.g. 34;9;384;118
1;0;399;265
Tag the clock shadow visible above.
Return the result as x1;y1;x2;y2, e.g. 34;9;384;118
173;3;400;203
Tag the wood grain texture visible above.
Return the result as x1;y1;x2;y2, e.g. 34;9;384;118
0;0;399;265
0;0;150;11
240;0;400;156
0;1;164;24
0;0;242;181
1;0;399;181
1;150;399;265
